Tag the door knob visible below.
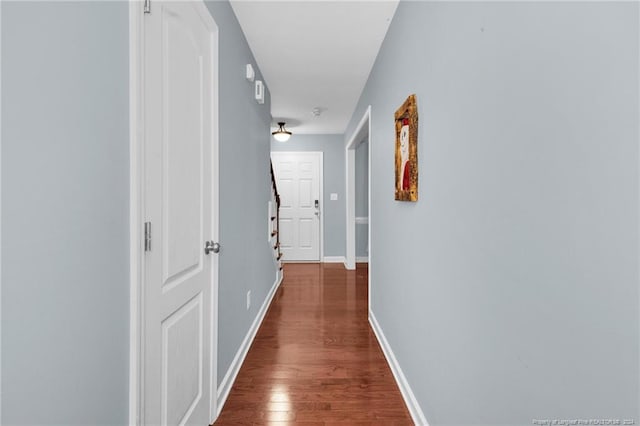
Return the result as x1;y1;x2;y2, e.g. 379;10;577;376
204;241;220;255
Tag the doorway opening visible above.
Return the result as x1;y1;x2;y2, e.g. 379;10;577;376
354;139;369;264
345;107;371;270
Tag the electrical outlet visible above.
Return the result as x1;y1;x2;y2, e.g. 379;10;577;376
246;291;251;310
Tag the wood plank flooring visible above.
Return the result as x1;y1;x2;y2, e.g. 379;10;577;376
213;263;413;425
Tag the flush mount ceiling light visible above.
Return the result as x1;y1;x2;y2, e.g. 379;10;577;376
272;122;292;142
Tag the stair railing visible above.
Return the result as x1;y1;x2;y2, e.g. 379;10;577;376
270;161;283;270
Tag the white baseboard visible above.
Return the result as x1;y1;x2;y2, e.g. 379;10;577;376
216;273;283;416
369;311;429;426
356;256;369;263
323;256;345;263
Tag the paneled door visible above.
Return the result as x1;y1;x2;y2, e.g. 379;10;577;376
142;2;218;425
271;152;322;261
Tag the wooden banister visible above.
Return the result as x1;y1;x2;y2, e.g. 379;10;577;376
270;161;282;266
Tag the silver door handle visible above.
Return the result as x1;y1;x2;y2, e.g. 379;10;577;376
204;241;220;255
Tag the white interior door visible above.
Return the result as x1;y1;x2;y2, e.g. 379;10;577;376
271;152;322;261
142;2;217;425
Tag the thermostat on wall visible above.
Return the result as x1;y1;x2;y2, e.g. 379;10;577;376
255;80;265;104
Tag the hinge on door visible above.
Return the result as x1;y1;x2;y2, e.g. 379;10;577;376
143;0;151;14
144;222;151;252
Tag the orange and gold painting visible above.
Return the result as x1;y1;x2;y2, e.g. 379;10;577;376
394;94;418;201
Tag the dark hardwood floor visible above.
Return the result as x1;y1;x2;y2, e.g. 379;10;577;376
214;263;413;425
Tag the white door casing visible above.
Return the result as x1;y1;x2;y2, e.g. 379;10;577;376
345;107;370;271
133;2;219;425
271;152;322;262
345;107;371;310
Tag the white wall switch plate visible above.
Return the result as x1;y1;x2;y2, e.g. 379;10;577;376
246;290;251;310
246;64;255;82
330;193;338;201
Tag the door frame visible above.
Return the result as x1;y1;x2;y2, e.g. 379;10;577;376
128;2;220;424
0;3;3;423
345;106;371;271
270;151;324;262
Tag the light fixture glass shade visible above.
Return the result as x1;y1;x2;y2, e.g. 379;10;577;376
272;122;292;142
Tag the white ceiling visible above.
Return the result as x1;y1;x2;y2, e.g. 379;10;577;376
230;0;399;135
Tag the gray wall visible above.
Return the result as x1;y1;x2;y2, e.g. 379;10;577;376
345;2;639;425
271;134;345;258
355;141;368;258
2;2;130;424
2;1;278;423
204;1;278;387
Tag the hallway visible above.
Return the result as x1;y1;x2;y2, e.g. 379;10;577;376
214;263;413;425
